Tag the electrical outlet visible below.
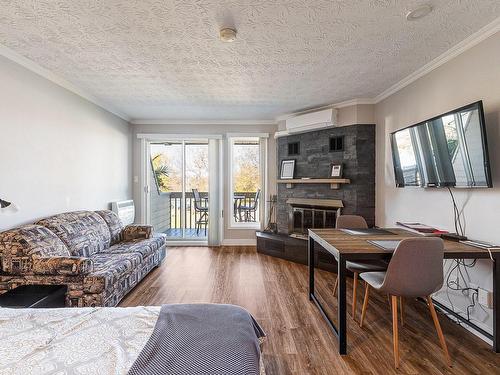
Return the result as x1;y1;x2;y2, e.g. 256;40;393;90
477;287;493;309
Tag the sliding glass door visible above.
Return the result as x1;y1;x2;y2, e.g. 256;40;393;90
149;140;209;240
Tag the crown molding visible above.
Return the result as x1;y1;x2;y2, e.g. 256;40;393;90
374;16;500;103
0;43;130;121
130;119;277;125
333;98;377;108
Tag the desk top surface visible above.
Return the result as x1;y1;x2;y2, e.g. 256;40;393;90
308;228;499;259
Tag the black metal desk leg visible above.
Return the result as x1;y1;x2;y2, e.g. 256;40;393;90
338;254;347;354
494;255;499;352
308;236;315;301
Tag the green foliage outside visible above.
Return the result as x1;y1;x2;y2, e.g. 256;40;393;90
151;154;171;192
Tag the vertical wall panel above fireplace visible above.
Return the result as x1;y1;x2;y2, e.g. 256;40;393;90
276;124;375;234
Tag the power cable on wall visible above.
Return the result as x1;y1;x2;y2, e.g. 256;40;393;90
442;187;483;324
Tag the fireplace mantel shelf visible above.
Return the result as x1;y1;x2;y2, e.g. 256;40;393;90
277;178;350;189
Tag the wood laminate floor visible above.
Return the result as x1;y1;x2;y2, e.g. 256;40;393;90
120;246;499;374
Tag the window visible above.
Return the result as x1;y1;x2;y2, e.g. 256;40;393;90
228;136;265;228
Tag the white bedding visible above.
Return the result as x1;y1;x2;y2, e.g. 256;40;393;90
0;306;160;375
0;306;266;375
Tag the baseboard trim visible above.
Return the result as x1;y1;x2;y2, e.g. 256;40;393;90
166;241;208;246
221;239;257;246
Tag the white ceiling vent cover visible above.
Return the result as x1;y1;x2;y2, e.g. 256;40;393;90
277;108;338;138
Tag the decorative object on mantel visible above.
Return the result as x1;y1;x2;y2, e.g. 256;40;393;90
330;163;343;178
280;159;295;179
277;178;350;189
264;194;278;233
0;198;19;214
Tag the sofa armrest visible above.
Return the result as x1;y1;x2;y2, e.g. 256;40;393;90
122;225;154;241
32;256;93;276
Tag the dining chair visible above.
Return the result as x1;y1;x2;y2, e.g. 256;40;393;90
192;189;208;235
359;237;451;369
334;215;388;321
239;189;261;222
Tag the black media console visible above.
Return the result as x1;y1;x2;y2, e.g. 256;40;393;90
256;231;337;273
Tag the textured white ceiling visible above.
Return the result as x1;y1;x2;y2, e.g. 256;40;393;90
1;1;499;121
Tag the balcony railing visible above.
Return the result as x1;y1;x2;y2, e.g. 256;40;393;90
168;191;258;232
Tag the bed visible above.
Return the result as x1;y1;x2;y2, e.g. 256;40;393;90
0;304;266;375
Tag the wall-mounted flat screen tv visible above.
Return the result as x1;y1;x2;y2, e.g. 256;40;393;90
390;101;492;188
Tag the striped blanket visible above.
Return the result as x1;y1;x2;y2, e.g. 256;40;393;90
129;304;266;375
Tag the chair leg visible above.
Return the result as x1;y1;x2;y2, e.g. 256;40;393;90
426;296;452;367
333;276;338;297
360;283;370;328
352;272;359;321
400;296;404;327
391;295;400;369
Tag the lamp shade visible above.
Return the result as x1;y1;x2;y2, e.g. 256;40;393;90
0;199;19;214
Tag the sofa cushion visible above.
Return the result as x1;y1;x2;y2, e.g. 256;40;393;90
103;235;166;259
36;211;111;257
0;225;70;274
85;252;143;294
96;210;124;245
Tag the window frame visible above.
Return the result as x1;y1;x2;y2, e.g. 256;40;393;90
226;134;268;230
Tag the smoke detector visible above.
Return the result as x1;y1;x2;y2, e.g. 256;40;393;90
219;27;237;42
406;4;432;21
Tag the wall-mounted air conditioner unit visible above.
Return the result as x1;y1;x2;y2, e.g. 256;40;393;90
275;108;338;138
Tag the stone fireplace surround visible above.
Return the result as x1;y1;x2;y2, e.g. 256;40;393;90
276;124;376;234
255;124;375;269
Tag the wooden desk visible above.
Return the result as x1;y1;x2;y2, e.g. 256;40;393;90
308;228;500;355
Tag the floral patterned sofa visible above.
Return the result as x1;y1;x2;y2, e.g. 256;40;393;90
0;210;166;307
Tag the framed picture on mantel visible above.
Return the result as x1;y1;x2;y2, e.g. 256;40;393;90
330;163;343;178
280;159;295;179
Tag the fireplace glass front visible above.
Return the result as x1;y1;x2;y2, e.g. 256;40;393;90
289;207;339;235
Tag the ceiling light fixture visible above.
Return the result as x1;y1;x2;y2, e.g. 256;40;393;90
406;4;433;21
219;27;237;42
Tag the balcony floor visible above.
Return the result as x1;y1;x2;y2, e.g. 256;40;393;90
163;228;207;239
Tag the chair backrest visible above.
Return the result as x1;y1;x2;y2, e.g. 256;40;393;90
252;189;261;209
336;215;368;229
192;188;201;201
381;237;444;297
192;189;204;210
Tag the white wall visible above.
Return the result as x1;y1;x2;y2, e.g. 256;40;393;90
131;123;278;242
375;32;500;335
0;56;132;230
